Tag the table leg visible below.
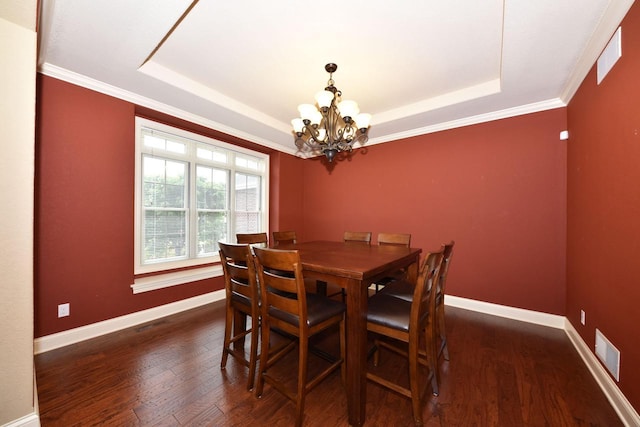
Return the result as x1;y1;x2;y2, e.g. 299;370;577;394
405;254;420;283
344;278;368;426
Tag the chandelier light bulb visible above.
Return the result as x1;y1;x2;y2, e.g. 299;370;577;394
315;90;334;109
291;118;305;133
310;110;323;126
337;100;359;119
298;104;318;122
355;113;371;130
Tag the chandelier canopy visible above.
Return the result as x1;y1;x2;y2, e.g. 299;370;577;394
292;63;371;162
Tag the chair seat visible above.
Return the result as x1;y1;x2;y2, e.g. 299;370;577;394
376;279;414;302
269;293;345;328
367;292;427;332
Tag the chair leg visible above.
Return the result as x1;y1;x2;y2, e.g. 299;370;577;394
247;317;259;391
425;324;439;397
295;336;309;427
340;319;346;385
220;304;233;369
408;336;423;426
255;322;270;398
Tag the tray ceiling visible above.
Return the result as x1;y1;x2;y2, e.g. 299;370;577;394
38;0;634;155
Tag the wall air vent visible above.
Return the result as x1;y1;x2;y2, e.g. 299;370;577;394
595;328;620;381
597;27;622;85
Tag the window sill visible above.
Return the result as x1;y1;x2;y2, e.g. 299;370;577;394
131;265;223;294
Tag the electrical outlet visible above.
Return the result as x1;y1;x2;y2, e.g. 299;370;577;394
58;303;70;318
580;309;586;325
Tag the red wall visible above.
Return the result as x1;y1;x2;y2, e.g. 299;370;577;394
34;76;286;337
566;2;640;410
300;110;567;315
269;151;306;237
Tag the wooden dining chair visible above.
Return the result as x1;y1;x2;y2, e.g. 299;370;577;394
218;241;261;391
253;247;345;427
272;230;325;294
366;250;444;426
378;232;412;247
236;232;268;247
322;231;373;300
378;241;455;363
373;232;412;292
272;230;297;246
344;231;372;244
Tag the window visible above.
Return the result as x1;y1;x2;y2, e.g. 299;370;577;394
135;117;269;275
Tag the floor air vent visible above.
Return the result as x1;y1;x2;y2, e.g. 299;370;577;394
595;328;620;381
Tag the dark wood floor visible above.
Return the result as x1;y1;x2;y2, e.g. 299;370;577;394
35;300;623;426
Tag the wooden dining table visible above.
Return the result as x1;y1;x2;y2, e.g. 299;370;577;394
274;240;422;426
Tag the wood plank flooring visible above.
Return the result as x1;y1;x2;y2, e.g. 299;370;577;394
35;301;623;426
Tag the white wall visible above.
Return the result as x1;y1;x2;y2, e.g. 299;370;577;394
0;5;38;425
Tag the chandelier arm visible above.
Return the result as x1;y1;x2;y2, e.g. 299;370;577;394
327;103;347;144
304;133;322;150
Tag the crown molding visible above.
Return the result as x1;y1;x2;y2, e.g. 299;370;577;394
560;0;635;103
368;98;566;146
37;63;297;155
38;63;567;158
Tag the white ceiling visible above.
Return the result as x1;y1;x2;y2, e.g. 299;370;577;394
37;0;634;155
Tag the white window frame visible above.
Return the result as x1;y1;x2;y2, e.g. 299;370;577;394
132;117;269;291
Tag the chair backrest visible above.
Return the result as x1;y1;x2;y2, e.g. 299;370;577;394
378;232;411;247
236;232;268;246
437;240;455;295
410;250;444;331
218;242;259;306
253;247;307;335
344;231;372;245
272;230;297;246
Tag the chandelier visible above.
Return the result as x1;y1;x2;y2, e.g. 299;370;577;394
291;63;371;162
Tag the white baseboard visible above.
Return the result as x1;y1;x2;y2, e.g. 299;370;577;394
3;413;40;427
444;294;566;329
34;290;226;354
564;320;640;427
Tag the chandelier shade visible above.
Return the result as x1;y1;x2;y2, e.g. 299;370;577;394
292;63;371;162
